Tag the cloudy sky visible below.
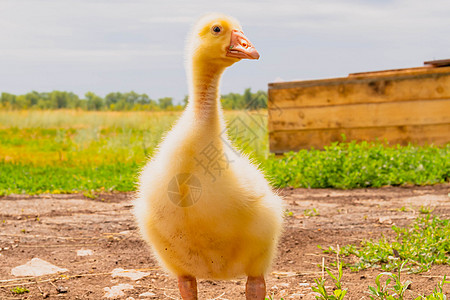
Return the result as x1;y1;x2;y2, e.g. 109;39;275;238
1;0;449;103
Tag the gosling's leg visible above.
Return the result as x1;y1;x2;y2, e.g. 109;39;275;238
246;275;266;300
177;275;198;300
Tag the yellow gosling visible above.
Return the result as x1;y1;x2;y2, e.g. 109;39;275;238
134;13;283;300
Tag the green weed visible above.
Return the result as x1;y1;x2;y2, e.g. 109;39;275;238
368;270;449;300
419;206;434;214
322;214;450;273
304;208;320;217
10;286;29;294
311;257;448;299
312;251;348;300
368;261;412;299
416;276;449;300
284;209;294;217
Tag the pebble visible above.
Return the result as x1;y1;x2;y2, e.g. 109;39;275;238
289;293;305;299
103;283;134;298
57;286;68;293
111;268;151;281
11;258;68;277
139;291;156;297
299;282;310;287
379;216;393;224
76;249;93;256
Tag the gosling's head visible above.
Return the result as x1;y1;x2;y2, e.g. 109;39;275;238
187;13;259;69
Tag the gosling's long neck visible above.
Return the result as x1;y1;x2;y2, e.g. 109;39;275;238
188;61;226;130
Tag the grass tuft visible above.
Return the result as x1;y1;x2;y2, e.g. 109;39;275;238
321;213;450;273
10;287;29;294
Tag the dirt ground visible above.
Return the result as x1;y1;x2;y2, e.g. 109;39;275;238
1;184;449;299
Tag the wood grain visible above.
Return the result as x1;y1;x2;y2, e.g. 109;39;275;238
269;99;450;131
268;68;450;108
269;123;450;152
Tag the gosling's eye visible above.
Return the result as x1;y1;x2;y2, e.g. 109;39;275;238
211;25;222;35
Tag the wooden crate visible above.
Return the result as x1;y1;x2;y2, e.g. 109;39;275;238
268;65;450;153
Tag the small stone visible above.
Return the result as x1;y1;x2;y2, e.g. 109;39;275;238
76;249;93;256
289;294;305;299
57;286;68;293
11;258;68;277
103;283;134;298
299;282;310;287
139;291;156;297
111;268;150;281
378;216;393;224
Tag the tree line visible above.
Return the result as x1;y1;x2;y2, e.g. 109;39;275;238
0;88;268;111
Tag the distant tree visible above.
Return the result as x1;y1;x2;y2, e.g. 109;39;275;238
221;92;243;109
105;92;121;109
158;97;173;110
248;90;267;109
49;91;67;109
243;88;253;108
0;88;267;111
15;95;31;109
24;91;41;107
66;92;81;109
1;92;17;109
85;92;104;110
182;95;189;107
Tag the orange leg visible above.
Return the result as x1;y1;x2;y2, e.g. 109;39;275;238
246;275;266;300
177;275;198;300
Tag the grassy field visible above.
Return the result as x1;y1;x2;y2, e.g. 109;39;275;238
0;110;448;195
0;110;268;194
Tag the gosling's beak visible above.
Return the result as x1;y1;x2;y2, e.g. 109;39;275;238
226;29;260;60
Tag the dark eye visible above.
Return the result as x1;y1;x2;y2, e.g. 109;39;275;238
211;25;222;35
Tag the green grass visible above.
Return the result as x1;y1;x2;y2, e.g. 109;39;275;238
321;213;450;273
311;254;449;300
312;252;347;300
263;141;449;189
0;110;449;195
10;286;29;294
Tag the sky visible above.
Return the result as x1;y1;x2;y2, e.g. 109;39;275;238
1;0;449;103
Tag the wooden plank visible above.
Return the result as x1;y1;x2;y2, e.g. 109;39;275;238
348;66;432;78
424;59;450;67
269;123;450;152
268;67;450;108
269;99;450;131
269;66;450;90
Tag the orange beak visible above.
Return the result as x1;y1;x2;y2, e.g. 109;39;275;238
226;29;260;60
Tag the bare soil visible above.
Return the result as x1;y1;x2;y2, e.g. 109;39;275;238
1;185;449;299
